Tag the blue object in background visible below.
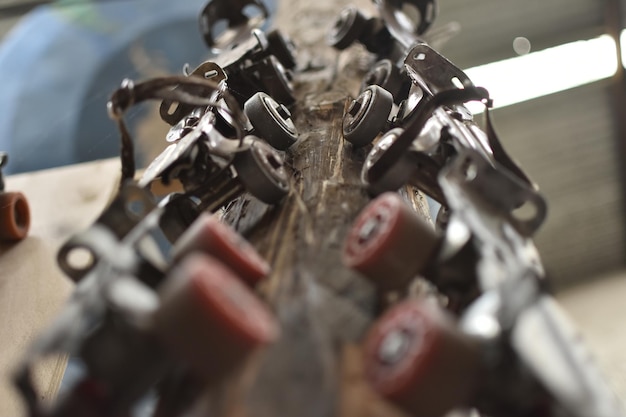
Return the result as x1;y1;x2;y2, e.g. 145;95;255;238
0;0;276;174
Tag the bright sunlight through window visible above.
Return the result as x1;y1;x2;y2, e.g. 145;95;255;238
464;34;618;113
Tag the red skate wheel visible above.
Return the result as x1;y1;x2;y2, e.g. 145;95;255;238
153;254;279;382
172;214;270;286
364;300;481;417
0;191;30;241
342;193;438;293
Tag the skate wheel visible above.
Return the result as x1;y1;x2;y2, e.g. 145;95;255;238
199;0;268;50
233;139;290;204
342;193;438;293
172;214;270;286
343;85;393;147
364;300;480;416
153;254;279;381
327;6;367;50
0;191;30;241
244;92;298;150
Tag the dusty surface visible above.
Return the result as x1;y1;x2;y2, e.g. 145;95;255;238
558;270;626;403
0;158;119;416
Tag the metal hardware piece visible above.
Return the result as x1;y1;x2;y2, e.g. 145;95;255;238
374;0;438;45
327;6;368;50
362;59;409;103
199;0;269;51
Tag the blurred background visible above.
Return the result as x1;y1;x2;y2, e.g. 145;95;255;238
0;0;624;288
0;0;276;173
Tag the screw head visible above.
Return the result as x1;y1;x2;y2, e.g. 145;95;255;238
378;329;413;365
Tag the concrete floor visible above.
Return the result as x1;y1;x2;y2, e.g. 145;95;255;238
558;269;626;401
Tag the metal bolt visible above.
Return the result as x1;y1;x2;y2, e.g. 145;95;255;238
332;8;352;36
276;104;291;121
378;329;413;365
345;89;372;130
357;214;383;245
348;99;362;117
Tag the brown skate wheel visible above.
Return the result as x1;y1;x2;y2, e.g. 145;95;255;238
0;191;30;241
364;300;481;417
342;192;439;293
153;254;279;381
172;214;270;286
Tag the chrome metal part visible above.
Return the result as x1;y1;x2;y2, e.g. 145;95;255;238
362;59;409;102
199;0;269;51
